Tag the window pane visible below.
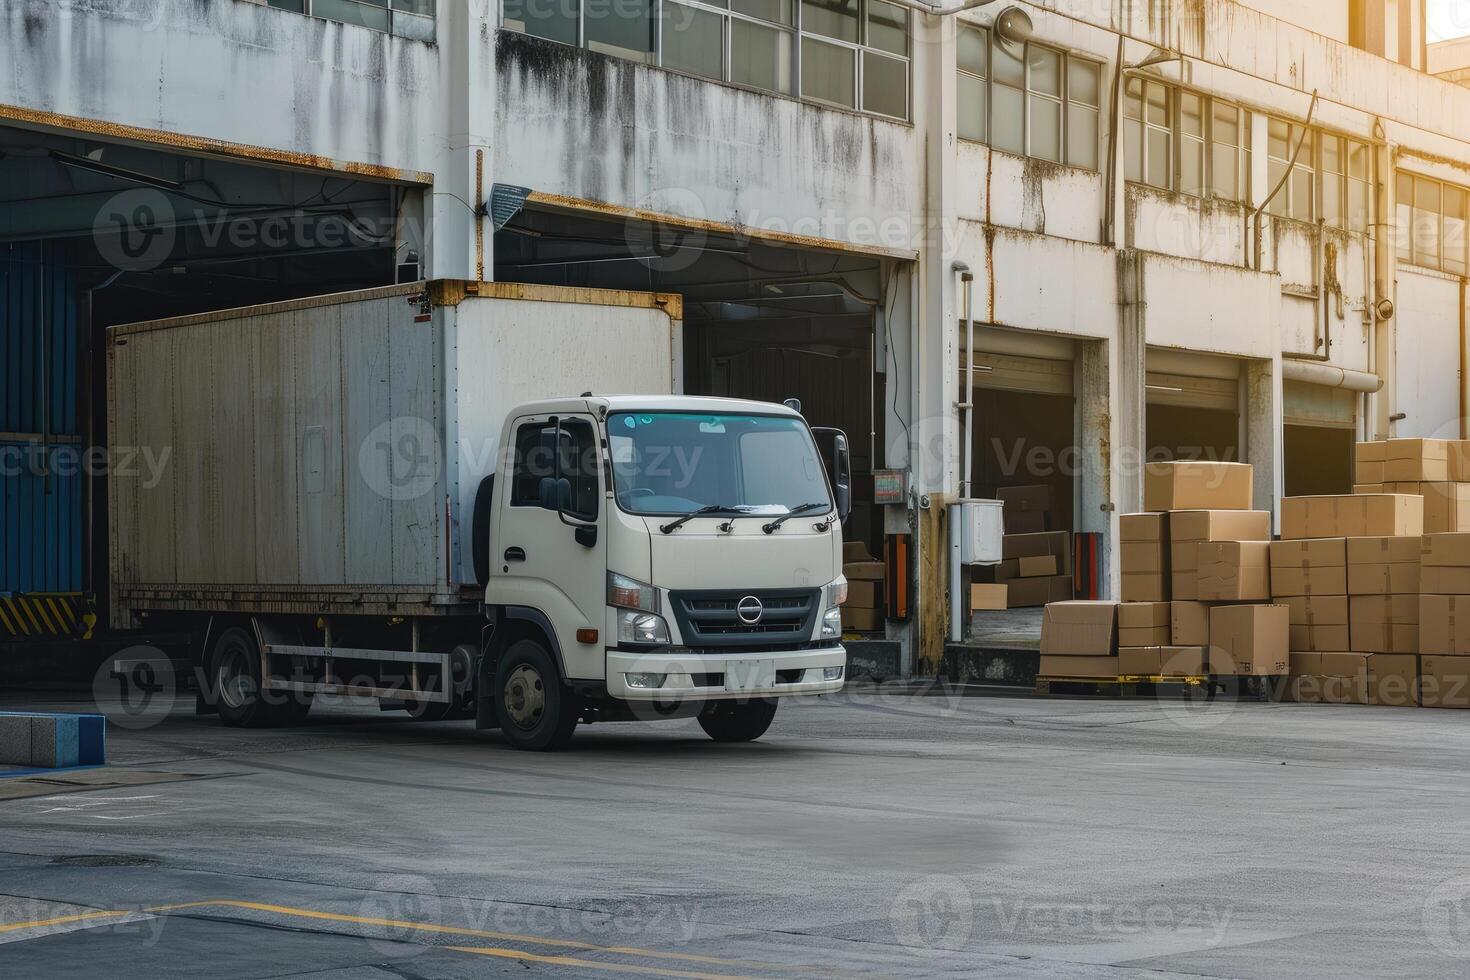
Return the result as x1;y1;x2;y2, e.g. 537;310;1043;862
314;0;390;29
1445;187;1468;276
1145;81;1168;126
1211;143;1238;199
1028;47;1060;97
1212;103;1239;146
1146;127;1170;188
991;83;1024;154
585;0;655;63
802;0;857;41
801;35;855;106
1181;92;1202;138
992;33;1024;86
867;0;907;55
502;0;578;44
1267;160;1288;215
1396;173;1413;261
731;19;792;93
732;0;790;23
1322;135;1343;175
1290;167;1313;221
1348;140;1370;180
1124;77;1143;120
1182;138;1204;196
1028;94;1061;161
1322;172;1341;226
958;70;987;142
1068;59;1099;107
1349;177;1370;234
662;3;723;80
1268;118;1290;159
1124;117;1141;182
1066;103;1098;169
1416;178;1442;266
958;24;987;77
862;50;907;118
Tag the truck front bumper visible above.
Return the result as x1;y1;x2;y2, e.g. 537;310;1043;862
606;645;846;701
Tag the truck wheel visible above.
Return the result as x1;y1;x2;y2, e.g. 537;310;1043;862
493;639;578;750
210;627;278;728
698;699;778;742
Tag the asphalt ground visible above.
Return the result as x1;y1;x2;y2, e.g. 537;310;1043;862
4;682;1470;978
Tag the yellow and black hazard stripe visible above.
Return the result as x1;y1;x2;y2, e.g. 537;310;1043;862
0;593;96;640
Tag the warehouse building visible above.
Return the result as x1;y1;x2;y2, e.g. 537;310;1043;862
2;0;1469;674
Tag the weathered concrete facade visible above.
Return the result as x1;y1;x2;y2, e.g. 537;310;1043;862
5;0;1470;669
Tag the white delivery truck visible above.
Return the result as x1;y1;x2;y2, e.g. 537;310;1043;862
108;281;850;749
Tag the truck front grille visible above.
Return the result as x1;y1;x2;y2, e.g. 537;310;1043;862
668;588;820;648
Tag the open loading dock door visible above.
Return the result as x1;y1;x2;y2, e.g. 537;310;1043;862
1283;380;1355;495
493;204;891;559
1146;351;1241;464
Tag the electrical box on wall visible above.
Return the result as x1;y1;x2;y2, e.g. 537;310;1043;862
956;499;1004;565
873;468;907;505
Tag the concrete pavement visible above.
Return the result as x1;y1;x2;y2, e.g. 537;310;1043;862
2;685;1470;977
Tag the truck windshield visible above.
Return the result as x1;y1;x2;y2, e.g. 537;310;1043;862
608;412;832;517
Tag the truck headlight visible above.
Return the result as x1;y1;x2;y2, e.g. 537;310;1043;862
617;609;671;645
820;606;843;639
608;572;660;612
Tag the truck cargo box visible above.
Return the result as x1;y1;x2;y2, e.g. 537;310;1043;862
107;281;680;626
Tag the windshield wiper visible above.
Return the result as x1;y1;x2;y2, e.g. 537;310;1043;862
660;504;752;535
762;502;827;534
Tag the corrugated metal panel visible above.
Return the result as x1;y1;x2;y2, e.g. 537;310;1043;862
965;352;1075;396
1145;372;1239;411
1283;380;1357;429
1;242;82;593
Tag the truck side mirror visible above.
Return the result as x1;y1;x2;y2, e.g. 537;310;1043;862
811;427;852;526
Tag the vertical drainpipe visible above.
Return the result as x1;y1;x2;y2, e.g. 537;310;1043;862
1372;121;1395;440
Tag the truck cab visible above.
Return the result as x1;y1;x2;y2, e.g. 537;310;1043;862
479;395;851;749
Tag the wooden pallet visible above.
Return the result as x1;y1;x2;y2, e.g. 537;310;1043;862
1035;674;1217;698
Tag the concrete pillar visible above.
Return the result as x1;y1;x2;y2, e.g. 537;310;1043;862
427;4;495;281
1245;358;1282;530
1114;248;1147;514
1076;339;1116;596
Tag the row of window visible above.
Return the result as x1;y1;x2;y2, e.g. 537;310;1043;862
265;0;434;35
1264;122;1371;232
957;26;1101;171
1396;173;1470;277
503;0;911;119
1122;78;1252;204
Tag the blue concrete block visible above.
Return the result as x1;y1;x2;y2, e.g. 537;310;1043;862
76;715;106;766
0;712;103;768
31;716;78;768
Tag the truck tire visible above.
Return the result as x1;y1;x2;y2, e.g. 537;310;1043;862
698;698;778;742
210;626;279;728
493;639;578;750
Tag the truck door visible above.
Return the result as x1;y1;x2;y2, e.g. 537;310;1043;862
491;414;608;680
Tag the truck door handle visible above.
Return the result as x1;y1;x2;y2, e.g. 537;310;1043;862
504;547;526;562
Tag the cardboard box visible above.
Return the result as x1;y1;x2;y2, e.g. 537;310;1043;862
846;580;881;609
1421;532;1470;566
1281;594;1350;651
1144;461;1254;511
1384;438;1450;482
1345;535;1421;595
1008;575;1073;608
844;560;884;582
1269;538;1347;596
1169;510;1272;599
1349;594;1419;654
1120;513;1169;602
1279;494;1423;540
1353;483;1384;494
1040;601;1118;656
1421;483;1470;533
1422;567;1470;593
1287;652;1370;704
1118;601;1171;646
1355;442;1386;485
1209;603;1289;675
841;606;882;631
1002;531;1073;572
1118;646;1209;677
1421;654;1470;707
969;583;1008;611
1018;555;1058;578
997;484;1051;514
1170;600;1214;646
1039;655;1120;679
1453;440;1470;482
1420;594;1470;654
1367;654;1419;706
1196;541;1271;601
1004;510;1047;535
843;541;874;563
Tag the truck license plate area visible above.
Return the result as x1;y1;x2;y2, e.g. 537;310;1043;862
724;659;776;692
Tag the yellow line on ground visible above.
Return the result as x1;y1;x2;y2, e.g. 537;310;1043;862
0;910;129;933
143;901;786;971
446;944;761;979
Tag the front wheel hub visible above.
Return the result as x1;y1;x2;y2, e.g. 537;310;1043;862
503;664;546;730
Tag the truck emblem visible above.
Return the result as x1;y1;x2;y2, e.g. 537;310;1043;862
737;596;764;625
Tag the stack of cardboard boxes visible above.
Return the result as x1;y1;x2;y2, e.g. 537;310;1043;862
1354;439;1470;532
1419;533;1470;707
1276;492;1424;704
1115;461;1285;679
1038;600;1119;678
975;484;1073;608
841;542;884;633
